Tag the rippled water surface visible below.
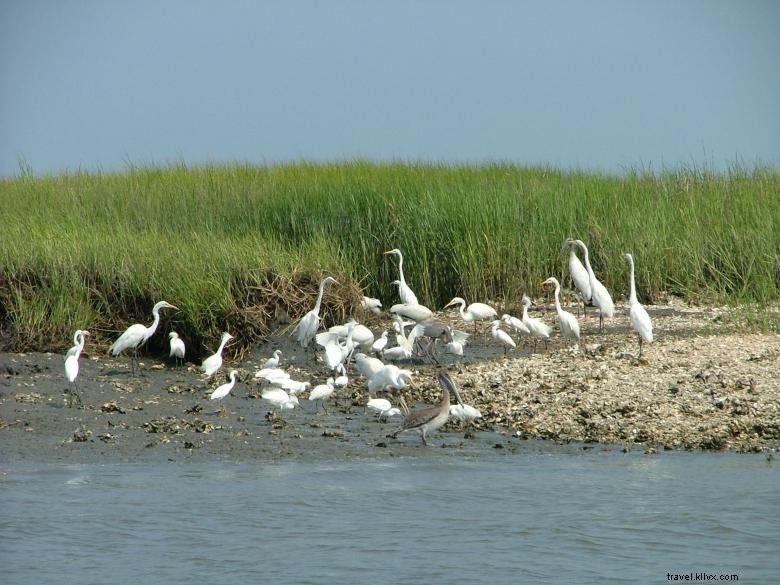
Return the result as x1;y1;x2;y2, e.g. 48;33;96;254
2;450;778;584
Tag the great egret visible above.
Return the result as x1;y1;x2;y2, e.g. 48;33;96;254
372;331;388;356
308;378;336;413
110;301;178;375
201;331;234;378
542;277;581;345
624;253;654;358
293;276;337;349
361;296;382;314
64;330;89;407
444;297;497;333
521;295;552;349
168;332;185;366
563;239;592;315
568;239;614;331
389;302;433;323
210;370;238;400
384;249;419;305
263;349;282;369
501;313;531;336
367;364;414;413
354;352;385;379
490;320;516;355
393;369;463;445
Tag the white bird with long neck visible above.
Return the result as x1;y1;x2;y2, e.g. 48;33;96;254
568;239;614;331
110;301;178;375
385;249;419;305
361;295;382;314
263;349;282;369
372;331;388;356
367;364;414;414
210;370;238;400
542;277;581;345
308;377;336;413
168;332;185;366
490;320;516;355
64;330;90;407
293;276;337;349
521;295;552;349
624;253;653;358
445;297;497;333
564;239;592;315
201;332;234;378
501;313;530;336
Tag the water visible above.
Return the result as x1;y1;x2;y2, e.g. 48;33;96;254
1;450;778;584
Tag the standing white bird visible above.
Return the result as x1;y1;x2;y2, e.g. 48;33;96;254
354;352;385;380
501;313;531;336
568;239;614;331
361;295;382;314
624;253;654;358
308;378;336;413
168;332;186;366
292;276;337;349
110;301;178;375
490;320;516;355
521;295;552;350
371;330;389;356
564;239;592;315
542;277;581;345
261;387;299;411
443;329;470;356
385;249;419;305
210;370;238;400
263;349;282;369
201;331;234;378
366;397;402;421
444;297;497;333
64;330;89;407
367;364;414;414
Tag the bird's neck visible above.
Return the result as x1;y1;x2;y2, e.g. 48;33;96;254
313;281;328;314
553;285;562;312
146;309;162;337
628;261;638;304
217;337;229;355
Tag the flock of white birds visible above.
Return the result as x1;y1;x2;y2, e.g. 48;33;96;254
62;240;654;443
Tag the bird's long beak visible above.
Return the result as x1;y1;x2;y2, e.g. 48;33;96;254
169;304;180;311
383;250;392;255
83;330;91;336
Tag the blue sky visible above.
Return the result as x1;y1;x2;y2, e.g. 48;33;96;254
1;0;778;176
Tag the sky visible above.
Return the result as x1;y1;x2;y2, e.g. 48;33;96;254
1;0;779;177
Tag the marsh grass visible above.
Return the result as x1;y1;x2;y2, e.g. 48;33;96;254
1;162;778;354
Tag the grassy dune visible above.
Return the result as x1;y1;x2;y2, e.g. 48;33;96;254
1;162;778;354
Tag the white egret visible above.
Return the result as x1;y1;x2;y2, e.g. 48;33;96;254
308;378;336;413
254;367;289;383
275;378;310;396
564;239;592;315
521;295;552;349
443;329;470;356
449;403;482;422
542;277;581;345
361;296;382;314
367;364;414;413
292;276;337;349
110;301;178;375
382;323;418;361
201;331;234;378
444;297;497;333
393;369;462;445
568;239;614;331
261;387;299;411
210;370;238;400
501;313;531;336
354;352;385;379
490;320;516;355
384;249;419;305
366;398;402;421
333;369;349;388
389;302;433;323
371;330;388;356
168;332;186;366
64;330;89;407
263;349;282;369
624;253;654;358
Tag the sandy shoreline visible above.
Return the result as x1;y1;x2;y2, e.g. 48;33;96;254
1;300;778;463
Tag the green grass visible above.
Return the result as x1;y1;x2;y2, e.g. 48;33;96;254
1;161;778;353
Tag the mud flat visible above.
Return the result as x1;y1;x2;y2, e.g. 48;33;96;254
1;300;778;463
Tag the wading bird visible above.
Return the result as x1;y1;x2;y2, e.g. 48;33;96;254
110;301;178;375
444;297;497;333
564;239;592;316
201;331;234;378
293;276;337;349
367;364;414;414
542;277;580;345
210;370;238;400
501;313;531;337
168;332;185;366
263;349;282;369
490;320;516;355
64;330;89;407
308;378;336;413
384;249;419;305
624;253;653;358
568;239;614;331
521;295;552;350
361;295;382;314
393;369;463;445
372;331;388;356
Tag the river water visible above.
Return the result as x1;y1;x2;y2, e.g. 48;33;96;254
1;449;778;584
